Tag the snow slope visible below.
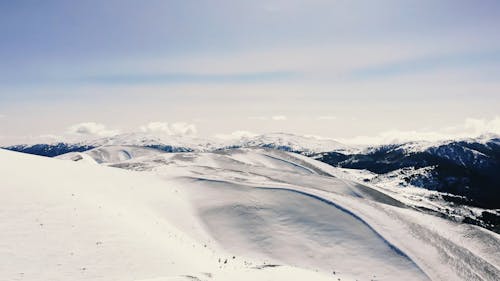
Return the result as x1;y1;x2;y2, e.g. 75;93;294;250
0;149;335;281
2;147;500;281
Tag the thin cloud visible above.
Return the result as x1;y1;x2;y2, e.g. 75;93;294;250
214;130;258;140
248;116;268;120
248;115;288;121
317;115;337;120
140;121;197;136
82;71;297;85
67;122;120;138
340;117;500;145
271;115;287;121
349;50;500;80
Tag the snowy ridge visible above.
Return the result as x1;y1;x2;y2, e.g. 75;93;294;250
3;146;496;280
1;148;337;281
358;133;500;155
2;132;352;156
85;132;352;154
4;133;500;225
81;132;221;152
4;132;499;157
363;135;500;168
230;132;351;154
316;135;500;213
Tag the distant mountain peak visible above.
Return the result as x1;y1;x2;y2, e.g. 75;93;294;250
233;132;349;154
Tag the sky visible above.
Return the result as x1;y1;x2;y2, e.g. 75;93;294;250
1;0;500;145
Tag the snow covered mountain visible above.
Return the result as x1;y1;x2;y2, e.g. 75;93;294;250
2;132;349;156
2;146;499;281
315;136;500;210
3;133;499;231
82;132;221;151
3;133;217;156
4;142;97;157
227;132;350;154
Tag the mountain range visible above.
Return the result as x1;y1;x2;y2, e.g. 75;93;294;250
2;134;500;280
3;132;499;232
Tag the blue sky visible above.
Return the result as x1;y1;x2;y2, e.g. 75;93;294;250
1;0;500;144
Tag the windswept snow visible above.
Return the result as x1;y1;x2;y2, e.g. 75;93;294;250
1;147;499;281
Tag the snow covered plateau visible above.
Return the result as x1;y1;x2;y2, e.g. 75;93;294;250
1;144;499;281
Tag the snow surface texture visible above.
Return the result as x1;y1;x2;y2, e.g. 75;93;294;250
1;147;499;281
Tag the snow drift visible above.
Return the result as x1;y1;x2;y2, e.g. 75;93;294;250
1;146;499;281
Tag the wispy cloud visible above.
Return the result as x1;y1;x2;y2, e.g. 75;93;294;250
317;115;337;120
271;115;287;121
340;117;500;145
248;115;288;121
82;71;298;85
248;116;268;120
349;50;500;80
140;121;197;136
214;130;258;140
67;122;120;138
1;1;500;142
